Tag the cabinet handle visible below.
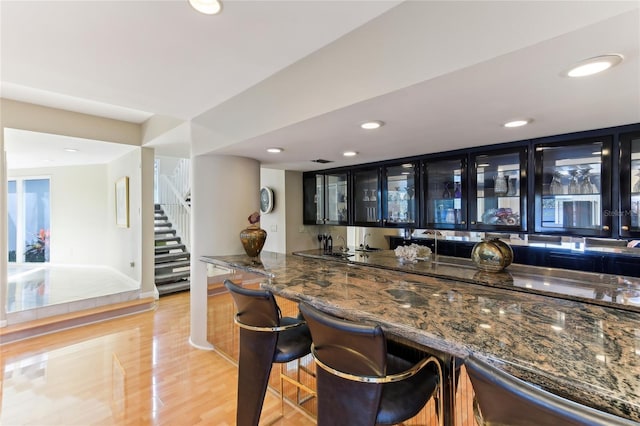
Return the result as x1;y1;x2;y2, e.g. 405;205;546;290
471;221;476;225
622;226;629;231
602;225;610;231
461;221;466;225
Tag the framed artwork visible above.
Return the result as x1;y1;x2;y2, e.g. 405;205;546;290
115;176;130;228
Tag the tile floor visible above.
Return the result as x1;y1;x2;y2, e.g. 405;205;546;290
6;264;140;325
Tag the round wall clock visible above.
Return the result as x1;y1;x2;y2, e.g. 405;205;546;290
260;186;274;214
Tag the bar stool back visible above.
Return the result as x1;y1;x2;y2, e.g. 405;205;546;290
299;302;443;426
465;355;638;426
224;279;312;426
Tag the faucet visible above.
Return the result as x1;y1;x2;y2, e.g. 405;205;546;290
361;233;371;250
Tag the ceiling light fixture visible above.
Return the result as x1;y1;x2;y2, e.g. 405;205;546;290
360;120;384;130
503;119;530;128
188;0;222;15
564;54;623;78
266;147;283;153
343;151;358;157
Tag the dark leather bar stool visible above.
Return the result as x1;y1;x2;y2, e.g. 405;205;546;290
224;279;313;426
465;355;638;426
299;302;443;426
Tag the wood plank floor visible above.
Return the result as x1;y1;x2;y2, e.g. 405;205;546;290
0;291;312;425
1;289;476;425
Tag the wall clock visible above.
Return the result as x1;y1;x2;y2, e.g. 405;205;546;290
260;186;274;214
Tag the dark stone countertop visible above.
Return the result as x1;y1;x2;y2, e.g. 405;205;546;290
294;249;640;313
200;252;640;422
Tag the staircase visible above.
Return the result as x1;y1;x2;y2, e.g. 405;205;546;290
155;204;191;296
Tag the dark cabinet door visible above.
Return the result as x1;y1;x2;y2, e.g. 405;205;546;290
352;167;381;226
422;155;467;229
382;161;419;228
302;172;348;225
620;131;640;238
469;146;527;232
533;135;612;236
303;173;323;225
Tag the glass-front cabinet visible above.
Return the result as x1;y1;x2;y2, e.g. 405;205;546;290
382;162;419;227
620;131;640;237
534;136;612;236
469;147;527;231
352;167;381;226
422;156;466;229
302;171;349;225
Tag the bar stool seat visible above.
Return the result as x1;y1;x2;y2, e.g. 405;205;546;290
299;302;443;426
224;279;313;426
465;355;638;426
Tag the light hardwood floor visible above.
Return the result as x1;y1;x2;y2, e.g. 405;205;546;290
0;291;312;426
1;289;475;425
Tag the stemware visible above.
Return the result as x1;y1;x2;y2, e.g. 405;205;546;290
363;189;370;202
568;169;580;195
369;189;376;201
494;172;508;196
580;168;596;194
550;171;563;195
633;169;640;193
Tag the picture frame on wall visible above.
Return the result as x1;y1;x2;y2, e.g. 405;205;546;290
115;176;130;228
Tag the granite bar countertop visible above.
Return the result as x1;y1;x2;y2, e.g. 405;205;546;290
294;249;640;313
200;252;640;422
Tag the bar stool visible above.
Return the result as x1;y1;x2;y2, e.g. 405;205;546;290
299;302;443;426
465;355;638;426
224;279;313;426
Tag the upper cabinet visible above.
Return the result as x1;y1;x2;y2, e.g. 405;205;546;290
469;146;528;232
533;135;612;236
352;166;381;226
620;131;640;238
303;171;349;225
422;155;467;229
382;162;419;227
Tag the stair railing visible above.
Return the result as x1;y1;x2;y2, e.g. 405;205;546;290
157;159;191;252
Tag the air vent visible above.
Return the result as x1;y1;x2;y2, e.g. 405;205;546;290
311;159;333;164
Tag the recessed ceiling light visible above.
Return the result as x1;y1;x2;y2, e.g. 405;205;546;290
564;54;623;78
188;0;222;15
360;121;384;130
478;163;490;168
64;148;79;152
343;151;358;157
266;147;283;153
503;119;530;128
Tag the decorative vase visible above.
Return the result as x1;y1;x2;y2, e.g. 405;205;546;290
471;238;513;272
239;226;267;258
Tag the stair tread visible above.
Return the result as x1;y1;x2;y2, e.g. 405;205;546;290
154;229;177;235
155;244;186;253
155;236;181;243
155;260;190;270
155;252;190;262
156;281;190;296
154;223;172;228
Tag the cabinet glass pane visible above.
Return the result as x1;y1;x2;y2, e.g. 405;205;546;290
353;169;379;224
385;163;417;225
475;152;521;226
540;141;603;230
302;175;321;224
630;137;640;229
425;159;464;226
326;173;348;223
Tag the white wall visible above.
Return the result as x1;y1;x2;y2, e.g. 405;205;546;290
8;165;109;264
260;168;286;254
106;149;142;282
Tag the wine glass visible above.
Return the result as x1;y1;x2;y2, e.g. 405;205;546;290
580;168;595;194
363;189;369;201
568;169;580;194
633;169;640;193
550;171;563;195
369;189;376;201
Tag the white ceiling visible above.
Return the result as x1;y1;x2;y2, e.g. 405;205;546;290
2;1;639;171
